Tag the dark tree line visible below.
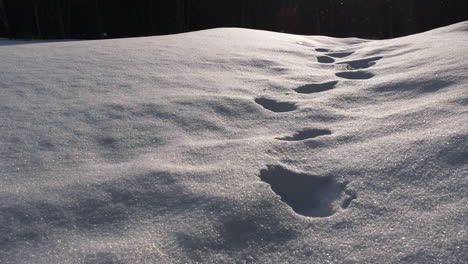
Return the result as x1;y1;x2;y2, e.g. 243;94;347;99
0;0;467;40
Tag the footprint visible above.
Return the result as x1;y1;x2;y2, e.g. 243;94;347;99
338;56;383;70
336;71;374;80
294;81;338;94
259;165;356;217
317;56;335;63
97;135;118;148
255;98;297;113
84;252;121;264
276;128;331;141
315;48;329;52
325;52;354;58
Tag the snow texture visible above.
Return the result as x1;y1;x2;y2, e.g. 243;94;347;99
1;22;467;264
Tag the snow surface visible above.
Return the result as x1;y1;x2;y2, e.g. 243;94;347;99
1;22;467;264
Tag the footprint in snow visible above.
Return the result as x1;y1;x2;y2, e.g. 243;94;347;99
336;71;374;80
259;165;356;218
294;81;338;94
325;51;354;58
338;56;383;70
276;128;332;141
315;48;330;52
254;98;297;113
317;56;335;63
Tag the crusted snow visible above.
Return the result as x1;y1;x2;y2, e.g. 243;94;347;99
0;22;467;263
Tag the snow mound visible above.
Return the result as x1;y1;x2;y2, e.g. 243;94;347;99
0;22;467;263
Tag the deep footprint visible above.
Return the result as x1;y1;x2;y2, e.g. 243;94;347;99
338;56;383;70
315;48;329;52
325;52;354;58
317;56;335;63
276;128;332;141
254;98;297;112
336;71;374;80
259;165;356;217
294;81;338;94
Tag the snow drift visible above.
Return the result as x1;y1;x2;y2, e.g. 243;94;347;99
0;22;467;263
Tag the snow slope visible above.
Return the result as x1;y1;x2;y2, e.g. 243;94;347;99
0;22;467;264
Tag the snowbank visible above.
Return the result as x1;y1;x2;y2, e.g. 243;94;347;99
0;22;467;263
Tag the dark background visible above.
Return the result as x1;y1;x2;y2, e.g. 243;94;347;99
0;0;467;40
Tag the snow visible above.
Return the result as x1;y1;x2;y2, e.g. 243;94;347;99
0;22;467;263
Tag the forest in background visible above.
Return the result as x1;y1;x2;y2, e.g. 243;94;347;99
0;0;467;40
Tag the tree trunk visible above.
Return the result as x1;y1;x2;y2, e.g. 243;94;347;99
64;0;72;38
178;0;185;32
33;1;42;39
186;0;191;32
241;0;247;27
56;0;65;38
315;9;321;34
95;0;103;37
0;0;10;38
149;0;154;34
328;0;335;35
387;0;394;38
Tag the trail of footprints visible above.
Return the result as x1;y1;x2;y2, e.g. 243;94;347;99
255;45;383;217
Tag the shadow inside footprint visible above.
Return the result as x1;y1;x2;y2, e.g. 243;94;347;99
294;81;338;94
255;98;297;112
325;52;354;58
338;56;383;70
84;252;123;264
315;48;329;52
336;71;374;80
276;128;331;141
317;56;335;63
259;165;355;217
